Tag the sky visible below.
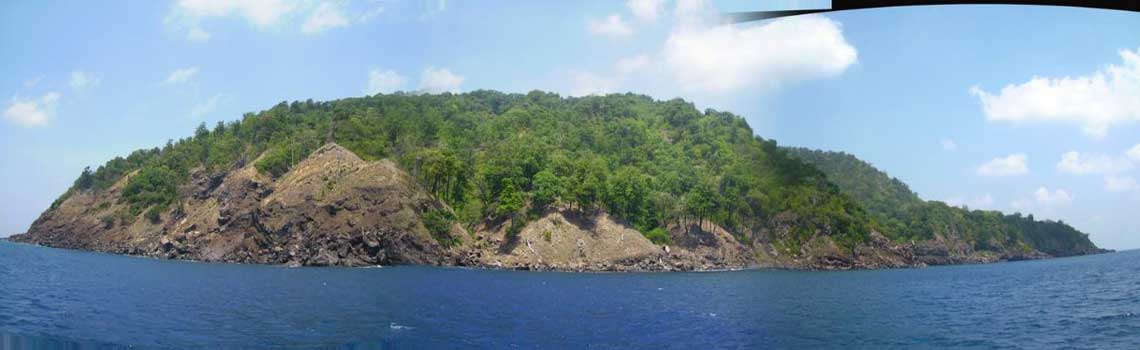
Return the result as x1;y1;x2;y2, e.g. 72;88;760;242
2;0;1139;249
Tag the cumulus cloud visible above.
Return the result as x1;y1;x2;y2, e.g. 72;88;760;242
1013;187;1073;210
163;67;199;85
1056;151;1132;175
167;0;381;39
364;68;407;95
419;67;464;93
177;0;295;27
941;139;957;151
662;12;856;93
588;14;633;37
969;48;1140;137
1105;175;1139;192
302;2;349;34
1034;187;1073;207
3;92;60;127
976;153;1029;177
69;70;100;89
627;0;665;21
166;0;297;40
568;1;856;97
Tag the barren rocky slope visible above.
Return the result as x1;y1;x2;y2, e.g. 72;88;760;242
13;144;467;266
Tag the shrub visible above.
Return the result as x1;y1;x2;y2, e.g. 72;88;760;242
423;209;459;247
254;146;294;178
643;227;672;245
121;166;179;208
144;206;162;224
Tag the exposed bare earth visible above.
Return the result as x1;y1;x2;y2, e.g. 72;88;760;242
9;143;1065;271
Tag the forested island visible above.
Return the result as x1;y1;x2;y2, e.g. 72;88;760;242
8;91;1107;271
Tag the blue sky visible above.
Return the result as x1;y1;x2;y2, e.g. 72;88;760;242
2;1;1139;249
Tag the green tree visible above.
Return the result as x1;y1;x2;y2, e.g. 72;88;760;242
531;169;562;210
497;180;524;219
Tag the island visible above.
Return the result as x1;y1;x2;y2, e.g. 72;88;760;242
9;91;1108;271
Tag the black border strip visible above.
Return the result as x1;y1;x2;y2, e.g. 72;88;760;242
725;0;1140;22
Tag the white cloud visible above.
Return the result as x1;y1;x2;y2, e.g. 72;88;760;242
941;139;957;151
616;54;650;75
190;94;221;119
364;68;407;95
302;2;349;34
569;71;618;97
662;12;856;93
3;92;60;127
1128;143;1140;162
69;70;100;89
1105;175;1139;192
1013;187;1073;210
1056;151;1132;175
567;1;857;98
168;0;377;39
419;67;464;93
171;0;296;27
163;67;199;85
588;14;633;38
166;0;297;41
969;48;1140;137
673;0;708;21
627;0;665;21
1034;187;1073;207
976;153;1029;177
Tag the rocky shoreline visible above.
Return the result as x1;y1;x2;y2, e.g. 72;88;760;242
6;229;1100;273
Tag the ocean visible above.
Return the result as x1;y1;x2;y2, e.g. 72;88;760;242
1;240;1137;349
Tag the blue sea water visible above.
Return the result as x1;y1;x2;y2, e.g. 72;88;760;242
1;240;1138;349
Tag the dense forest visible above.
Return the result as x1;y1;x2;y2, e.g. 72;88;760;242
53;90;1095;256
785;148;1100;256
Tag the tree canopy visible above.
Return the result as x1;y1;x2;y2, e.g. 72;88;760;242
786;148;1099;256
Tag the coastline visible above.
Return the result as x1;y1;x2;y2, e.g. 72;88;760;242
1;236;1111;273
